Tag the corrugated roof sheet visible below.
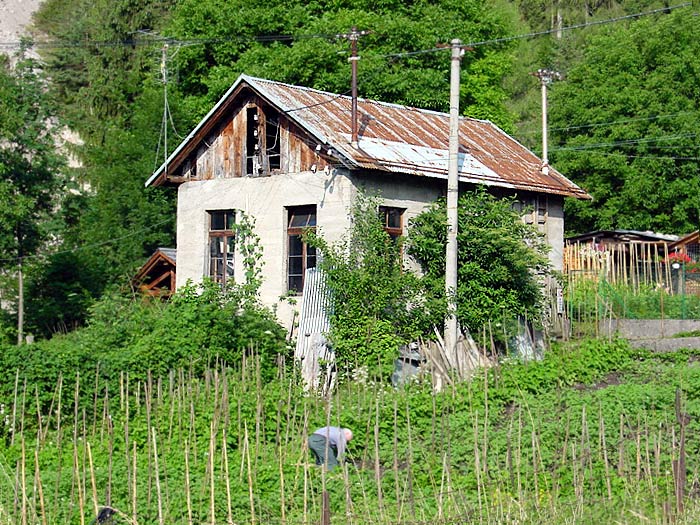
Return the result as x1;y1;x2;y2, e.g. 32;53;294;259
147;75;589;199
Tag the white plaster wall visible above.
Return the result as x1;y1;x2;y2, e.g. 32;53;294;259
176;168;568;329
177;170;359;328
545;197;565;272
176;169;445;329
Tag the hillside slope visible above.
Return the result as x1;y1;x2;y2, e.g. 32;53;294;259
0;0;42;56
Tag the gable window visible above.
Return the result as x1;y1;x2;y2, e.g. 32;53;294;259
246;105;281;177
379;206;405;241
287;205;317;293
209;210;236;285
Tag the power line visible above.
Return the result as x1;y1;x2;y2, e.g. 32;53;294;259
381;3;692;59
0;217;174;265
552;132;698;151
552;150;700;161
0;32;336;51
0;3;689;55
520;110;700;135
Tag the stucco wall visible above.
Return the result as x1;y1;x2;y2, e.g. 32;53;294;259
544;197;565;272
177;168;443;328
176;169;567;330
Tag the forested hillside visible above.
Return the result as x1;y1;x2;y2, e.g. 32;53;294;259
1;0;698;337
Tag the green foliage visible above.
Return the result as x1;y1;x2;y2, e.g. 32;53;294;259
566;278;700;324
485;337;637;404
3;335;700;523
306;192;427;377
408;188;551;334
166;0;521;129
0;280;287;410
549;8;700;234
0;55;66;265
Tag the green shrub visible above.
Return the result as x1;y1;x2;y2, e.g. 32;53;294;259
0;280;287;411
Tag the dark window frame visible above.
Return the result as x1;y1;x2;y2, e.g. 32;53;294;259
287;205;317;294
379;206;405;241
208;210;236;286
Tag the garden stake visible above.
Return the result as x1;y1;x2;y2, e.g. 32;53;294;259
618;414;625;477
184;440;193;525
222;430;234;525
374;397;383;520
473;411;483;516
87;442;98;518
244;422;256;525
20;437;27;525
34;448;46;525
131;442;138;525
152;428;164;525
598;404;612;499
208;421;216;525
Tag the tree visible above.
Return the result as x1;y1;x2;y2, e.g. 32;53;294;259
0;54;66;344
407;188;551;337
166;0;522;130
306;193;427;377
548;8;700;234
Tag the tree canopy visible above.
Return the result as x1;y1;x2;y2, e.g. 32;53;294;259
548;8;700;234
408;189;551;335
0;54;66;342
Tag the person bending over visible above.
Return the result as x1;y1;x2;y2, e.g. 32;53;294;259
307;426;353;471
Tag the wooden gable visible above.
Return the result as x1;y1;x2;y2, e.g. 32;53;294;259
158;92;331;185
133;248;177;297
669;230;700;260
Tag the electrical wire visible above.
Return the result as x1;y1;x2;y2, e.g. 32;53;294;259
552;132;698;151
0;3;689;55
0;216;174;265
551;150;700;161
520;110;700;135
379;3;692;60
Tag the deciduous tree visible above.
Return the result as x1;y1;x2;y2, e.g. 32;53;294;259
0;55;66;343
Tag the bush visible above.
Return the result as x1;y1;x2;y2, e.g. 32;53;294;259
0;280;288;410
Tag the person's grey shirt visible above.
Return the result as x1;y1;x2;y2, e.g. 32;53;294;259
312;426;348;458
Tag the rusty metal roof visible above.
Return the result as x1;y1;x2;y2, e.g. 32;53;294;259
147;74;589;199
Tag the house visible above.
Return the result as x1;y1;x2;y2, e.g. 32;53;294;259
145;74;589;329
133;247;177;297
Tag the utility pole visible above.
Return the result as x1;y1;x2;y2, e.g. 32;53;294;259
444;39;463;360
532;69;561;175
161;43;169;177
337;27;369;148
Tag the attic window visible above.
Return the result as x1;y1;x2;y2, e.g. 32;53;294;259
246;107;261;176
246;105;282;176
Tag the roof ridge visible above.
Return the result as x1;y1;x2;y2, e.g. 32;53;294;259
243;75;493;123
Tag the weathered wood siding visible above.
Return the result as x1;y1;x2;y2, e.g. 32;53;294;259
176;97;329;181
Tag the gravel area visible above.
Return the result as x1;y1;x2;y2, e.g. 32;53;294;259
0;0;43;56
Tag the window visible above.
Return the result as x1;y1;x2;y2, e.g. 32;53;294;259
287;206;317;293
246;107;261;176
209;210;236;285
379;206;404;241
246;105;281;176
